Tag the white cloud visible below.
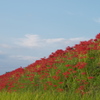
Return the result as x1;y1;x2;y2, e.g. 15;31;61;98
45;38;65;43
69;37;85;41
15;34;66;48
10;55;39;61
15;34;88;49
15;34;42;48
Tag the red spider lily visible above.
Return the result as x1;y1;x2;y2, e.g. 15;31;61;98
39;73;49;80
90;57;94;59
44;87;47;90
77;79;89;85
79;56;87;59
66;46;74;51
84;82;89;85
58;82;63;84
52;76;60;80
78;65;85;69
72;70;77;73
65;75;69;78
46;81;53;85
80;91;86;95
68;68;73;71
63;71;70;76
53;85;57;87
81;80;86;82
96;33;100;39
65;64;71;67
74;62;87;69
56;70;61;75
57;88;64;92
76;79;81;81
81;72;87;75
88;76;94;79
77;86;85;91
53;66;58;69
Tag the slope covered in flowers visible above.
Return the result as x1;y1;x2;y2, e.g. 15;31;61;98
0;33;100;95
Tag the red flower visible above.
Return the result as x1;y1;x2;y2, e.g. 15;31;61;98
57;88;64;92
56;70;61;75
58;82;63;84
72;71;77;73
88;76;94;79
52;76;60;80
63;71;70;76
96;33;100;39
47;81;52;85
65;75;69;78
65;64;70;67
68;68;73;71
77;86;85;91
81;72;87;75
77;62;87;69
53;85;57;87
90;57;94;59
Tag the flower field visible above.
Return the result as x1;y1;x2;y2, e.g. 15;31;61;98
0;33;100;100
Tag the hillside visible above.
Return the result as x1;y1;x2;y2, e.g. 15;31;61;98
0;33;100;96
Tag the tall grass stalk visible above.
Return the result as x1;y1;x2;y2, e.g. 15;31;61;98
0;90;100;100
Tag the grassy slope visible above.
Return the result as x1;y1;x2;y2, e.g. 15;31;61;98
0;33;100;100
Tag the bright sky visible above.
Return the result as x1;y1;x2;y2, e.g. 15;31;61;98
0;0;100;75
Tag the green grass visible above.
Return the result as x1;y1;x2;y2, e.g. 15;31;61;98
0;90;100;100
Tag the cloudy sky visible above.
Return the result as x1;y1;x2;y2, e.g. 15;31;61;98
0;0;100;75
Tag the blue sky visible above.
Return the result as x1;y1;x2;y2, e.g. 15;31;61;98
0;0;100;75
